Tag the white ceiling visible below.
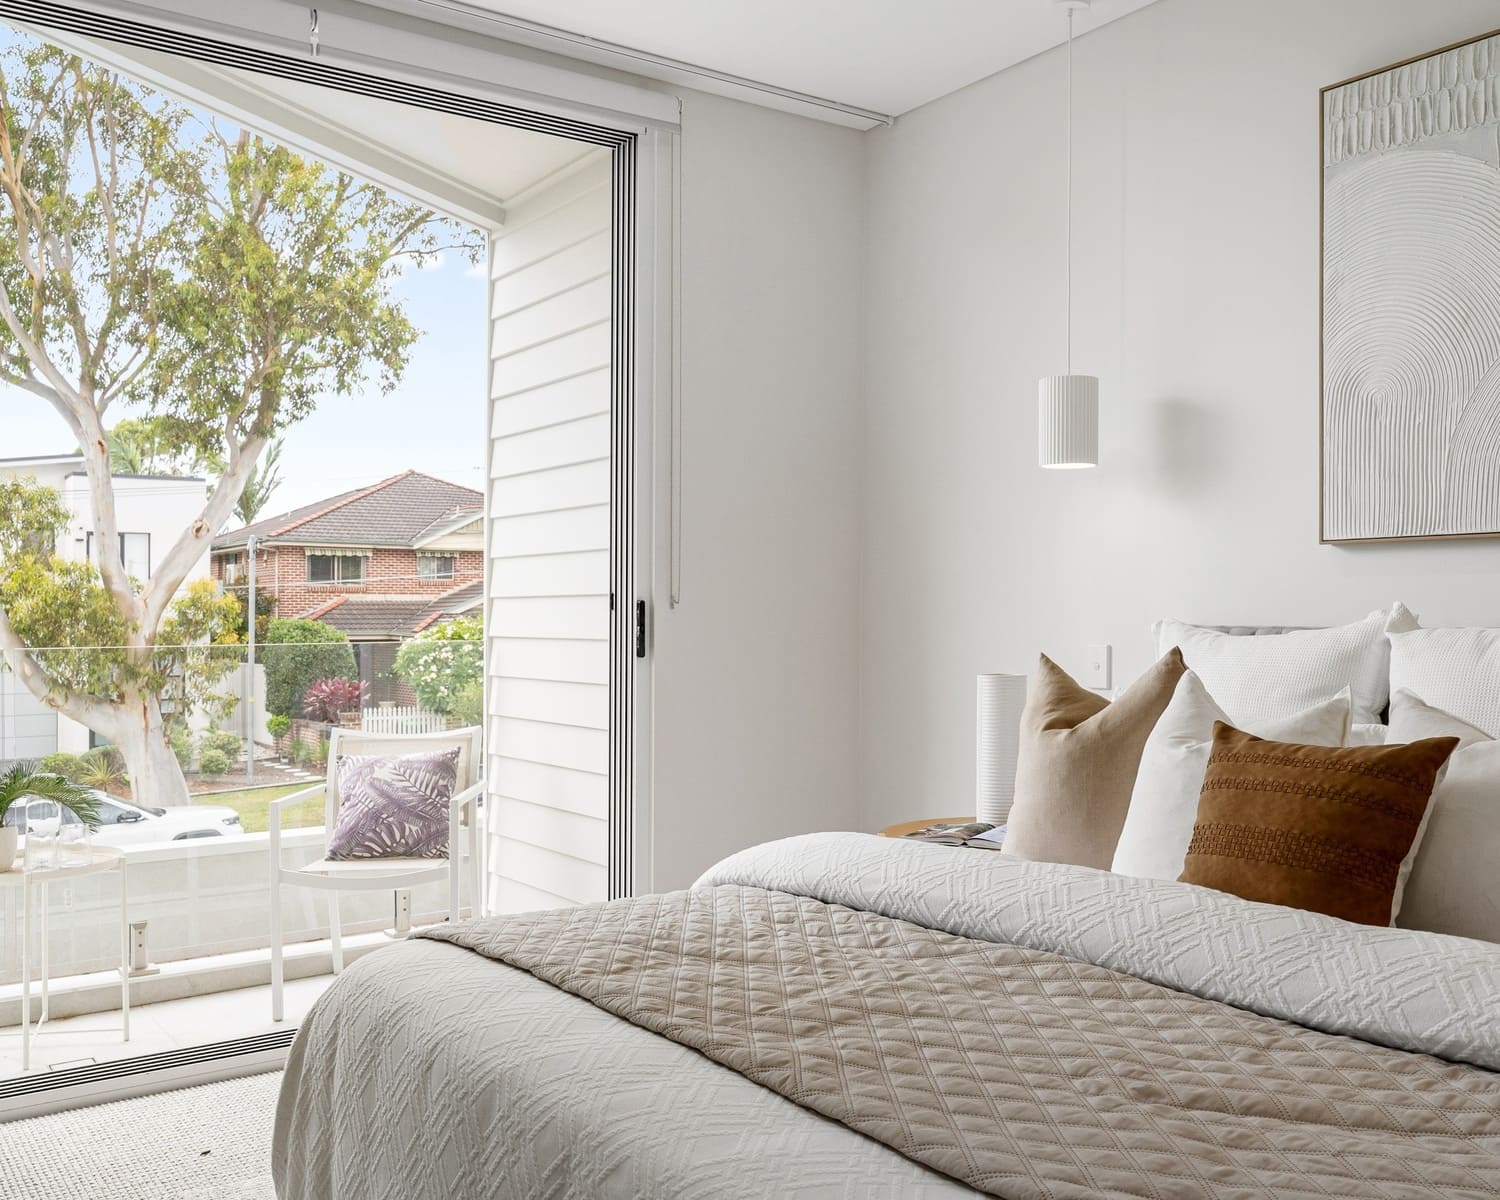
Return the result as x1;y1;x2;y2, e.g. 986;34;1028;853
224;70;597;208
441;0;1162;119
39;29;598;228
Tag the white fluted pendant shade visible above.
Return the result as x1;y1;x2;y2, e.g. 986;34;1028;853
976;673;1027;826
1038;374;1099;468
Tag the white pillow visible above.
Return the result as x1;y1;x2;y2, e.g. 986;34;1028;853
1388;626;1500;738
1345;723;1388;746
1111;671;1352;881
1152;603;1416;727
1388;690;1500;945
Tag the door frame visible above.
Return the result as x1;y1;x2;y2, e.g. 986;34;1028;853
0;0;672;1111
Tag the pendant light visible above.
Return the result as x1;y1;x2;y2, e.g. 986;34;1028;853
1039;0;1099;469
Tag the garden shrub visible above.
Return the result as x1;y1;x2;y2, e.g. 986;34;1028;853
78;746;128;790
82;744;126;774
393;616;481;714
39;751;84;781
197;747;230;779
170;728;193;771
198;727;243;765
450;677;483;728
261;619;356;719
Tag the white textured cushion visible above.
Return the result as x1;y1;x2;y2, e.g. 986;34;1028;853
1388;690;1500;944
1111;672;1352;881
1345;723;1389;747
1388;626;1500;738
1152;603;1416;727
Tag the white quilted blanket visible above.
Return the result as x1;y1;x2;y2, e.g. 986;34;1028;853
698;832;1500;1070
273;833;1500;1200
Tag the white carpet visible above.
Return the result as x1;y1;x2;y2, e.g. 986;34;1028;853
0;1072;280;1200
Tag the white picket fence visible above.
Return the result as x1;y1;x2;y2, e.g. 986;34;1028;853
360;705;448;735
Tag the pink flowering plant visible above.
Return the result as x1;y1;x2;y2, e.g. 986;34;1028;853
302;677;368;723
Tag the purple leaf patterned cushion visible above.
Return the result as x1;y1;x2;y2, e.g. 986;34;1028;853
326;748;461;860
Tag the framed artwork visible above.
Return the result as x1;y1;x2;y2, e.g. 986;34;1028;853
1321;28;1500;543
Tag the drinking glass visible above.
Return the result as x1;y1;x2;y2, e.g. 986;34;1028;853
23;828;57;871
57;823;90;867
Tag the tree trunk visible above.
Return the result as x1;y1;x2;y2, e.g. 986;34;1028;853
117;690;191;809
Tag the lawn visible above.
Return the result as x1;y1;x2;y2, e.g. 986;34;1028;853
195;782;324;835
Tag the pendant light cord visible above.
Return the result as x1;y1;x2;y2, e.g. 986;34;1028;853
1065;5;1073;376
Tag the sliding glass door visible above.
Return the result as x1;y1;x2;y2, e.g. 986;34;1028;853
0;0;652;1106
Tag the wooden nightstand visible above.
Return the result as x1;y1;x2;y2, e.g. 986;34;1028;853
878;817;975;838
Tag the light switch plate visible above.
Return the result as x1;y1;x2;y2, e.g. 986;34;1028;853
1086;643;1112;689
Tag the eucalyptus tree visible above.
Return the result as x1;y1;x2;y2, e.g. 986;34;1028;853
0;38;479;805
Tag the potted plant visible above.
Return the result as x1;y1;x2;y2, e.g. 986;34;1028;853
0;761;103;871
267;714;292;761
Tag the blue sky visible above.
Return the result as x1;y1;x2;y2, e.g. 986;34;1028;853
0;250;488;517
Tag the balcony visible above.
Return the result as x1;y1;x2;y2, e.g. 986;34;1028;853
0;825;461;1072
0;639;476;1079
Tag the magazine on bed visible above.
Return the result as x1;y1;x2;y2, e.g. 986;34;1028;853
900;821;1007;849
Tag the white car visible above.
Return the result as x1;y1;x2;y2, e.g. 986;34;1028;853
5;790;245;845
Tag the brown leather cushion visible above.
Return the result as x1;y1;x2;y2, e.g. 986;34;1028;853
1003;648;1186;870
1180;723;1459;926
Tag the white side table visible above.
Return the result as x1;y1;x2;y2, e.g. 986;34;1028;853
0;847;130;1071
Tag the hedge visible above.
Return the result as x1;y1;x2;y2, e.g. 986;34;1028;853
261;619;357;719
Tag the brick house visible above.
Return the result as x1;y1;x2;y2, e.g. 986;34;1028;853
211;471;484;701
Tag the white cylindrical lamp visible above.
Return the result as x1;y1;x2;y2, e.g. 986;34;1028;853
1038;374;1098;469
976;673;1028;826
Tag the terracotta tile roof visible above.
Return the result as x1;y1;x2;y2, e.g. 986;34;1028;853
295;595;438;639
410;580;485;633
213;470;482;551
295;579;484;640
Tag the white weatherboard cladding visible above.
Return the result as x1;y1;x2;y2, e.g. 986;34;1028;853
1322;33;1500;540
487;151;611;914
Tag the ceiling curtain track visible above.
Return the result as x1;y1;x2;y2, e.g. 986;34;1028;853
0;0;634;147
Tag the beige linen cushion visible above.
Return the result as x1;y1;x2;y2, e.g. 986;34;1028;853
1003;648;1186;870
1388;689;1500;944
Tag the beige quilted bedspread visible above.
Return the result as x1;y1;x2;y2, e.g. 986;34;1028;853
423;884;1500;1200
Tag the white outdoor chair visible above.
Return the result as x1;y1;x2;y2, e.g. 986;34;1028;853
268;726;484;1021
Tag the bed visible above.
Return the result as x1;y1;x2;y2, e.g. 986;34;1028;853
271;831;1500;1199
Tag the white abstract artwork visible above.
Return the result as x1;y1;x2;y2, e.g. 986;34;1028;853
1322;32;1500;542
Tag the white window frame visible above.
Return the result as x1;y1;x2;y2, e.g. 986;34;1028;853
416;553;455;581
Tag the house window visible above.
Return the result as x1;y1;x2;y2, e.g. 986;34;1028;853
308;553;367;585
86;531;151;579
221;554;245;586
417;554;455;581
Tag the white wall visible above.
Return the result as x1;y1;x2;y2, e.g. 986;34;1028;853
485;151;612;915
859;0;1500;830
58;472;210;583
649;90;866;889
